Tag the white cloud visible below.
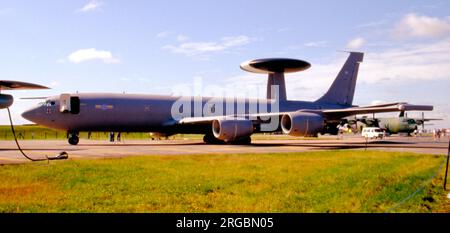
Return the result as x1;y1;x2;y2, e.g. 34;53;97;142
67;48;120;64
359;39;450;83
304;41;327;47
177;34;189;42
162;35;252;57
370;100;388;106
222;39;450;101
77;1;102;13
49;81;59;88
346;37;366;50
156;31;171;38
356;20;388;29
393;13;450;39
277;27;291;32
221;36;250;47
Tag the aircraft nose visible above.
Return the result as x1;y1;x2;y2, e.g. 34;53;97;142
21;106;40;122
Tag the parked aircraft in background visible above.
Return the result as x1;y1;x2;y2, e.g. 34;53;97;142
22;52;434;145
344;112;441;135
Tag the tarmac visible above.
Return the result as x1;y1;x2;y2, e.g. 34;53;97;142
0;135;449;164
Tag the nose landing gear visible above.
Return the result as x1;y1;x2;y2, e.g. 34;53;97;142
68;131;79;145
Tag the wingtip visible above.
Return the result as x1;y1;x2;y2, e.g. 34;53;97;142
0;80;51;90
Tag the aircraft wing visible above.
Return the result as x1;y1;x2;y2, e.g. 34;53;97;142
322;103;434;120
0;80;49;90
414;118;443;125
173;103;433;135
177;114;279;124
177;111;298;124
178;116;227;124
176;103;433;125
356;102;407;108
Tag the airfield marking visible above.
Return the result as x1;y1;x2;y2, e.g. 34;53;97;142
0;157;23;162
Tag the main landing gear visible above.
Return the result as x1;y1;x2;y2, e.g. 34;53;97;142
203;134;252;145
68;131;79;145
230;136;251;145
203;134;225;144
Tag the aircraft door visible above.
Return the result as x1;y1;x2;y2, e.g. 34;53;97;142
70;96;80;114
60;94;71;113
59;94;80;114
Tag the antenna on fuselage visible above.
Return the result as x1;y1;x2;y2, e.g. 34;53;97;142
240;58;311;102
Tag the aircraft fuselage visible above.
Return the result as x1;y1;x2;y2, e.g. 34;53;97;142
22;93;345;134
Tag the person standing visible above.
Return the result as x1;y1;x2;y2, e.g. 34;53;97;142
109;132;115;142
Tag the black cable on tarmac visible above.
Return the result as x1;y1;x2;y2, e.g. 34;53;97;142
6;107;68;162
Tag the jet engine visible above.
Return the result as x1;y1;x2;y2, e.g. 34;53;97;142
0;94;13;109
212;118;253;142
281;112;324;136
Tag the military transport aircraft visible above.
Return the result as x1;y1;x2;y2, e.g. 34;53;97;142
344;112;441;135
21;52;434;145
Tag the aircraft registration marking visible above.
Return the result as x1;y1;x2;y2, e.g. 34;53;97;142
95;104;114;110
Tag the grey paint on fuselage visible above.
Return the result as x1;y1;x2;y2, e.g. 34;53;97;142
24;93;347;134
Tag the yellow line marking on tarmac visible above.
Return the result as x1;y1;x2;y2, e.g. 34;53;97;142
278;146;308;151
0;157;24;161
155;147;210;154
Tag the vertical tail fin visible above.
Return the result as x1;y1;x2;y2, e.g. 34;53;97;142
316;52;364;106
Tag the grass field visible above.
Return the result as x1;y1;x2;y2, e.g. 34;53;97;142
0;150;448;213
0;125;182;140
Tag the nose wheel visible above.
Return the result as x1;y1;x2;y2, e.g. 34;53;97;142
68;132;79;145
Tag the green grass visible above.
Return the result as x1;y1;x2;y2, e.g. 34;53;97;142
0;150;448;213
0;125;330;141
0;125;201;140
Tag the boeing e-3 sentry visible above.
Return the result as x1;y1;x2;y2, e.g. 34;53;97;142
22;52;434;145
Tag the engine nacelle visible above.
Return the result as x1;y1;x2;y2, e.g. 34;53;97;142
0;94;13;109
212;119;253;142
281;112;324;136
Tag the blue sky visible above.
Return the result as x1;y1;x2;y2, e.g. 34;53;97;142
1;0;449;128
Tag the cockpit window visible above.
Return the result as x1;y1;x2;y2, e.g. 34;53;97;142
44;100;56;107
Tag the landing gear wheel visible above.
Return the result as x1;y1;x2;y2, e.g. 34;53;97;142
203;134;225;144
231;136;252;145
68;133;79;145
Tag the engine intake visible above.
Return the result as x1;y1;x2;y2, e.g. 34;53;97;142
0;94;13;109
212;118;253;142
281;112;324;136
